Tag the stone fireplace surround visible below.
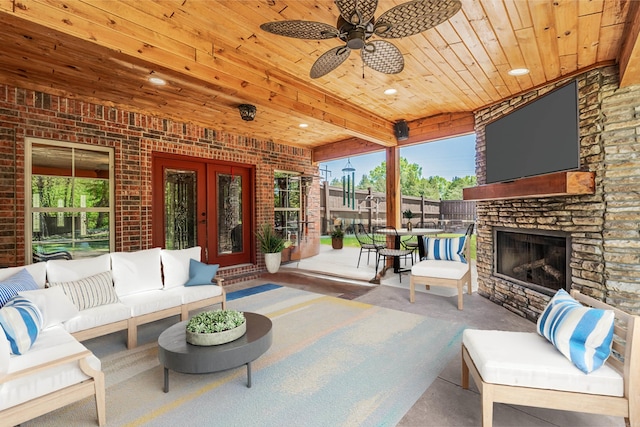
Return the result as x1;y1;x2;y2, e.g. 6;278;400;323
472;66;640;322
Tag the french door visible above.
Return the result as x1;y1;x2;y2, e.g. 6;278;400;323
152;156;253;267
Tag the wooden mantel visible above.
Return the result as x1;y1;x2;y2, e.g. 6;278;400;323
463;171;595;201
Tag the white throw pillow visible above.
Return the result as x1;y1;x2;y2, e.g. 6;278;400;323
18;287;79;329
161;247;202;289
46;253;111;283
111;248;163;297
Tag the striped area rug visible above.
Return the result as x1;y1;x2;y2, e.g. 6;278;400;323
26;285;465;427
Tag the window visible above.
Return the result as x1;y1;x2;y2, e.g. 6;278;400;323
26;139;114;261
274;172;302;247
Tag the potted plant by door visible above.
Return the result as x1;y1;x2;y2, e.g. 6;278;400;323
331;226;344;249
403;209;415;231
256;224;287;273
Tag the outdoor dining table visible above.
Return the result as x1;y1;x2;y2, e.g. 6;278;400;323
371;228;443;283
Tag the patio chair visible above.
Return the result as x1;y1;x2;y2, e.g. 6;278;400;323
32;250;72;263
462;289;639;426
354;224;380;268
409;223;474;309
372;226;414;282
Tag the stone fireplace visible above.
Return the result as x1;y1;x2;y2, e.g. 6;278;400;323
494;228;570;296
468;66;640;321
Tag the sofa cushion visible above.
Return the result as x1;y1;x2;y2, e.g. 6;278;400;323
0;263;47;289
463;329;623;396
0;325;101;411
49;271;119;311
160;246;201;289
62;302;131;335
18;286;79;329
185;259;219;286
111;248;163;297
537;289;614;373
0;296;43;355
0;269;40;308
164;284;223;304
119;290;182;317
411;259;469;280
423;236;466;263
46;254;111;283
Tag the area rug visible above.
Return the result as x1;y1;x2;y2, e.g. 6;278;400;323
26;285;465;427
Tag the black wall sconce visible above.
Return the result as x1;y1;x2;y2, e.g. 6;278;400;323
238;104;257;121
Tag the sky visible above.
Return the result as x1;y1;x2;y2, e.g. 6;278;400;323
318;134;476;184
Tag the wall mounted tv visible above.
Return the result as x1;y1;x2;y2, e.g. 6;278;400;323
485;80;580;184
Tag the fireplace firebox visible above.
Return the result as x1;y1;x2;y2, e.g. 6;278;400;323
494;227;570;296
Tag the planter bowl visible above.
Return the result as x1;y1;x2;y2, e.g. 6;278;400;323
186;321;247;346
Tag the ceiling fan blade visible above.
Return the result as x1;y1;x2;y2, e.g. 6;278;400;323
361;40;404;74
334;0;378;25
260;20;339;39
310;46;351;79
374;0;461;39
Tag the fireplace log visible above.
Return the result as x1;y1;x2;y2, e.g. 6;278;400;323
513;258;547;274
542;264;563;281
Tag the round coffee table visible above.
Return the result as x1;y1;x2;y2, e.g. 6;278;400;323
157;312;272;392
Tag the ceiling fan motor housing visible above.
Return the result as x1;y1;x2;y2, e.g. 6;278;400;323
337;16;374;50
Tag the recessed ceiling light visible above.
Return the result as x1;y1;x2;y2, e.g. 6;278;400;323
299;123;309;128
508;68;530;76
148;76;166;85
384;88;397;95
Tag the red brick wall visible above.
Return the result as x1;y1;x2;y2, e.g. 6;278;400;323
0;85;320;282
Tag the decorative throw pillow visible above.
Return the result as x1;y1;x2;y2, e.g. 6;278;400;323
537;289;614;373
184;259;220;287
19;286;79;329
49;271;119;311
423;236;467;263
160;246;202;289
0;269;39;308
0;295;43;355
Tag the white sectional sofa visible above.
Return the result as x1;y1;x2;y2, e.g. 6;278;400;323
0;246;226;426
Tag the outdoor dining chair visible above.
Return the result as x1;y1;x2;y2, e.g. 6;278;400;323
372;225;414;282
354;223;381;268
400;221;438;263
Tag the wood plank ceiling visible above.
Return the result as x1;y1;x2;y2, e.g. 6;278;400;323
0;0;638;162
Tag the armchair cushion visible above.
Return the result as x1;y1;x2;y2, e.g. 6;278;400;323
411;259;469;280
0;269;39;308
0;296;43;355
537;289;614;373
423;236;466;263
463;329;623;396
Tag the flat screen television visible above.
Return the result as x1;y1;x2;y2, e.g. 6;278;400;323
485;80;580;184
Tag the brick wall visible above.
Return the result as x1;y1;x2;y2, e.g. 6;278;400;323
0;84;320;283
474;66;640;320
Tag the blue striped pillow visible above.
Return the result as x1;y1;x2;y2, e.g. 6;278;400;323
423;236;467;263
537;289;614;373
0;295;43;354
0;269;39;308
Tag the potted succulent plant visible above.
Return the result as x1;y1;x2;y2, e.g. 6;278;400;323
256;223;288;273
331;226;344;249
186;309;246;346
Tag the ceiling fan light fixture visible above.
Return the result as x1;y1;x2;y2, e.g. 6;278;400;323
238;104;257;121
508;68;530;76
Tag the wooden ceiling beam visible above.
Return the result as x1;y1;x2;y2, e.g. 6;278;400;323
618;0;640;87
312;112;476;162
1;1;397;146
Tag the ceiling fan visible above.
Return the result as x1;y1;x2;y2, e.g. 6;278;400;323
260;0;462;79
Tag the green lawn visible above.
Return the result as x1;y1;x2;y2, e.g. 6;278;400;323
320;233;477;260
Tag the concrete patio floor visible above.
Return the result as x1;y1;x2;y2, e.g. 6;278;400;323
230;244;625;427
